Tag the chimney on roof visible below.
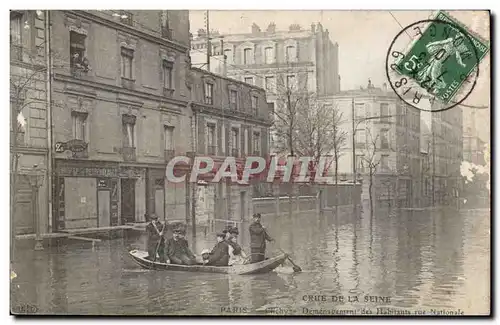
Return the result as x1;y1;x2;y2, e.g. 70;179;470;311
317;22;323;32
267;22;276;34
311;23;316;33
251;23;261;34
289;23;301;31
368;78;373;89
382;82;387;91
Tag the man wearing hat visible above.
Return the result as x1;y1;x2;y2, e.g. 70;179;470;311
249;213;274;263
165;227;197;265
205;232;230;266
145;214;165;262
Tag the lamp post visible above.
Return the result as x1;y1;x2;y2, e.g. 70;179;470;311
28;165;44;251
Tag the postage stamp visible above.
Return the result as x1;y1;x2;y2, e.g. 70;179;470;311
386;10;490;112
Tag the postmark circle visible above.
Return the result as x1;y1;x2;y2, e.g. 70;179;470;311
385;18;480;113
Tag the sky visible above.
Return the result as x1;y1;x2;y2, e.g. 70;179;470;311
189;10;491;141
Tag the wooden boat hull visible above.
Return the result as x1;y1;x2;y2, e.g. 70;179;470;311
128;250;287;275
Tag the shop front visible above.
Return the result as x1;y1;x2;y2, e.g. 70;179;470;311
54;159;119;231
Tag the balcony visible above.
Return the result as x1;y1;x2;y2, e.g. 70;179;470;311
163;88;174;97
253;151;261;156
207;145;216;155
164;149;175;162
122;147;136;161
231;148;239;157
121;77;135;90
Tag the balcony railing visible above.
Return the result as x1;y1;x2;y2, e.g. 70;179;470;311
164;149;175;162
122;146;136;161
231;148;239;157
207;145;216;155
253;150;261;156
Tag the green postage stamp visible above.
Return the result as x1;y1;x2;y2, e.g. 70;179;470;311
389;10;489;107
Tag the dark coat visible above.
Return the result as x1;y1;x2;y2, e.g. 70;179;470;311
146;221;165;250
207;241;230;266
225;239;242;255
249;222;273;250
165;237;196;260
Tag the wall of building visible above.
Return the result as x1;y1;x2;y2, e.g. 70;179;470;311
10;10;49;235
49;10;193;230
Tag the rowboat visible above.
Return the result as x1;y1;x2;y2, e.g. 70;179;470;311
128;250;287;275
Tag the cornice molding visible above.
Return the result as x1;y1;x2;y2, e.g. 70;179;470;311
65;10;189;53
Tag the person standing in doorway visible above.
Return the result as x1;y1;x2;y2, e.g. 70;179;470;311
249;213;274;263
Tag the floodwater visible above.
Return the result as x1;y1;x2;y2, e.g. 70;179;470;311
11;208;490;316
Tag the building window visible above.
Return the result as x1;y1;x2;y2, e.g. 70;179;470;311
356;129;366;148
253;131;261;154
356;155;364;173
229;90;238;110
251;96;258;116
70;31;88;71
224;49;233;64
265;76;275;92
164;125;174;150
286;45;296;62
243;48;253;65
381;129;389;149
231;128;239;157
163;61;173;89
207;123;216;155
264;47;274;64
380;103;389;122
118;10;133;26
72;112;88;141
244;77;254;85
121;47;134;79
122;115;136;148
286;75;296;89
380;154;389;171
204;82;214;105
10;12;22;60
355;103;365;119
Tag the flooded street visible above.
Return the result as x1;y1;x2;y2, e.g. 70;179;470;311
11;208;490;315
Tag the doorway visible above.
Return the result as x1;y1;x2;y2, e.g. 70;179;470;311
121;178;136;223
98;190;111;227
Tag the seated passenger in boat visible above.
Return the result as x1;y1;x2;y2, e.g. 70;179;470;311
226;227;248;265
201;249;211;265
205;232;230;266
165;228;196;265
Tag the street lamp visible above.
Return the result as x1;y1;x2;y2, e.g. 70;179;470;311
27;165;44;251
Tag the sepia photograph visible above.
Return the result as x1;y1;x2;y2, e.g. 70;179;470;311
8;7;491;316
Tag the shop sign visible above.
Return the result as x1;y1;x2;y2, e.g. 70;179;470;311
58;166;117;178
55;139;88;153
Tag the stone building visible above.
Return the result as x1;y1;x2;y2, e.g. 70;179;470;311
188;67;271;223
429;105;464;206
190;22;340;153
10;10;50;236
323;81;421;209
463;107;486;166
50;10;192;230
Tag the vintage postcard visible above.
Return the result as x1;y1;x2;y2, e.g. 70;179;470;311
10;9;490;316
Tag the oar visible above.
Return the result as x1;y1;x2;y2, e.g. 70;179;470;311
277;248;302;273
264;229;302;273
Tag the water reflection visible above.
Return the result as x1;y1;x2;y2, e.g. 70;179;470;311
11;208;489;315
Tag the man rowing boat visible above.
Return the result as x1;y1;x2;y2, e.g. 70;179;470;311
145;214;165;263
249;213;274;263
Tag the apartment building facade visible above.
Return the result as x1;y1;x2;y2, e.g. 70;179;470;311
10;10;50;235
324;81;421;208
189;67;271;223
190;22;340;154
50;10;192;230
